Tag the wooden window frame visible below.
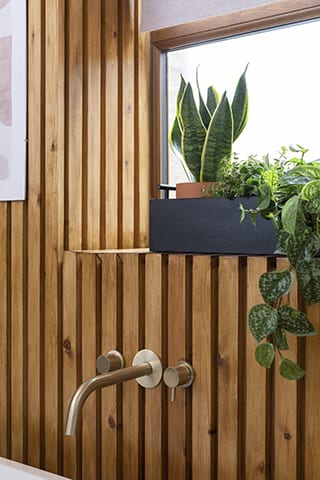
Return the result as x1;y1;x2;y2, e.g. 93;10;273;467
150;0;320;196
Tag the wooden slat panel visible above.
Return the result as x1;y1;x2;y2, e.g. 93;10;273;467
84;0;101;249
101;254;121;480
304;302;320;479
66;0;83;250
44;0;65;472
167;255;189;480
10;203;25;463
145;254;166;480
121;0;135;248
62;252;79;480
217;257;239;479
245;257;268;479
81;254;99;480
121;253;142;479
27;0;42;468
192;256;214;479
0;204;8;458
274;258;298;480
103;0;119;249
135;14;150;247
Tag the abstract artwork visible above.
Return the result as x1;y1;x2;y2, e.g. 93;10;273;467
0;0;26;200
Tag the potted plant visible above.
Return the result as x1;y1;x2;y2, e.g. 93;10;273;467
216;144;319;379
169;64;249;198
191;143;320;380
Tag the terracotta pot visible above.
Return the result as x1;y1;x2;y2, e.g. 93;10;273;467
176;182;217;199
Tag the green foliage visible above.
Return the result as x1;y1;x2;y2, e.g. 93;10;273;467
279;359;305;380
248;304;278;342
169;65;249;182
217;145;320;379
255;343;275;368
259;269;293;304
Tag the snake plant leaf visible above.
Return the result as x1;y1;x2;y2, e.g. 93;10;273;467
278;305;317;336
200;92;233;182
231;63;249;141
301;179;320;201
259;269;294;304
279;358;305;380
169;116;183;156
296;258;320;304
196;66;211;129
286;230;320;269
180;82;206;181
248;304;278;343
169;75;187;156
272;328;289;350
206;85;219;115
255;342;275;368
282;195;300;235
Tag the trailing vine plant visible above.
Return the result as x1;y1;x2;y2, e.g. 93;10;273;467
215;145;320;379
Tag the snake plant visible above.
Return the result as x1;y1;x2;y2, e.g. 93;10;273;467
169;65;249;182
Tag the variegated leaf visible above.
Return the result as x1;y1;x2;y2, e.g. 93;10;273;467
278;305;316;336
279;358;305;380
296;258;320;304
248;304;278;343
255;343;275;368
259;269;294;304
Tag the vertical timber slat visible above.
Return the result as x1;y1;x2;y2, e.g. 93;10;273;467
167;255;188;480
104;0;119;249
217;257;239;479
62;252;79;480
192;256;213;479
10;203;24;463
121;0;135;248
66;0;83;250
274;258;298;480
44;0;65;472
85;0;101;249
245;257;268;479
145;254;166;480
27;0;42;468
121;253;141;479
101;254;121;480
81;254;98;479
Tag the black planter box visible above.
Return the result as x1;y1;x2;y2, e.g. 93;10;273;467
149;196;278;255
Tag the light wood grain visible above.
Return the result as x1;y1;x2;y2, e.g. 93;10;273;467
304;302;320;479
62;252;79;479
167;255;189;480
84;0;101;249
10;202;25;463
217;257;239;479
27;0;42;468
81;254;98;479
104;0;119;249
245;257;268;479
121;253;141;479
66;0;83;250
121;0;135;248
145;254;166;480
44;0;65;473
101;254;121;479
274;258;298;480
192;256;213;479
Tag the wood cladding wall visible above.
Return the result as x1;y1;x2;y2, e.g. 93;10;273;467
61;252;320;480
0;0;150;476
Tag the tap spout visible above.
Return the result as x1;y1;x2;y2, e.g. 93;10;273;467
65;362;152;436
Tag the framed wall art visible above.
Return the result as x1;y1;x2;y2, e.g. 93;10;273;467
0;0;26;201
